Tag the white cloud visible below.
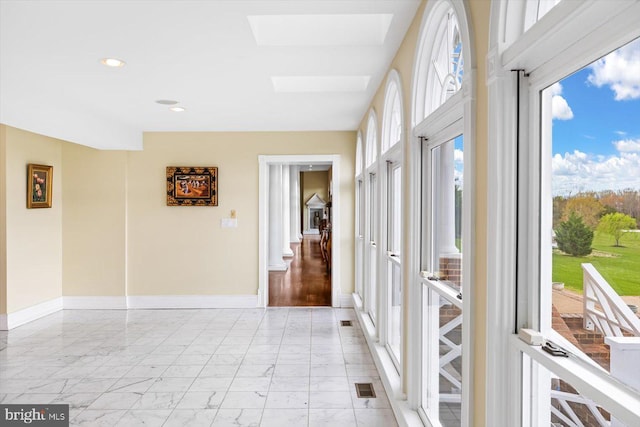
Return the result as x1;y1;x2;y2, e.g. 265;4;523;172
615;130;628;136
588;38;640;100
549;82;563;96
552;95;574;120
552;149;640;195
614;138;640;152
454;148;464;163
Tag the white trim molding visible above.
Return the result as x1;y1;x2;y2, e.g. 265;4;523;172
258;154;342;308
0;297;63;330
63;296;127;310
339;294;353;308
126;295;258;309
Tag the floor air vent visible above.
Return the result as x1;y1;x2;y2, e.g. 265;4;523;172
340;320;352;327
355;383;376;398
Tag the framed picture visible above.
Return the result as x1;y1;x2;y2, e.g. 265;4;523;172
166;166;218;206
27;164;53;208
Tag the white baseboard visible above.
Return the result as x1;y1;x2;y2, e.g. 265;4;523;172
340;294;354;308
0;297;63;330
126;295;258;309
64;296;127;310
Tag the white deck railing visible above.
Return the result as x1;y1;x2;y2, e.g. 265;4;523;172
582;263;640;337
550;389;609;427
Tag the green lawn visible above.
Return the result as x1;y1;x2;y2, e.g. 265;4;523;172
553;231;640;295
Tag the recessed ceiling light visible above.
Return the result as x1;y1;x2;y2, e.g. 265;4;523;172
169;106;186;112
100;58;126;68
156;99;179;105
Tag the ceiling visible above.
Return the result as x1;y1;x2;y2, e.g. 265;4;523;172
0;1;420;150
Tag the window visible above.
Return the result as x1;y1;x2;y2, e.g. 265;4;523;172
412;1;473;425
381;71;404;368
365;111;379;324
355;132;365;299
486;1;640;425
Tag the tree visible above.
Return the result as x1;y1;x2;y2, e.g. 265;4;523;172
562;194;603;230
597;212;637;247
555;212;594;256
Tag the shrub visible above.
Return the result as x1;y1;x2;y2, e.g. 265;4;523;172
555;212;593;256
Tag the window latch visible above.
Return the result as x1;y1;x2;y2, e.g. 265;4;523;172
542;341;568;357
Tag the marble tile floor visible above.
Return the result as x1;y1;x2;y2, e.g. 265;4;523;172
0;307;398;427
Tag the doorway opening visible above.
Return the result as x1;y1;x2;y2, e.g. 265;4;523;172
258;155;342;308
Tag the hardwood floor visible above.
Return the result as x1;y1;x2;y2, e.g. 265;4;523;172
269;234;332;306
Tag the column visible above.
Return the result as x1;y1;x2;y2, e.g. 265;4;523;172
281;165;294;257
268;164;286;271
440;140;459;256
289;166;301;243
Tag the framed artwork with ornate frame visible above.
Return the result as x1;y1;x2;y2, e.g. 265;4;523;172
27;164;53;208
166;166;218;206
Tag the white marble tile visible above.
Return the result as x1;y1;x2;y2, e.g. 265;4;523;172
229;377;271;392
212;408;262;427
309;391;353;409
310;353;345;364
71;409;126;427
310;363;347;377
245;344;280;354
163;409;218;427
60;378;113;393
173;354;212;365
183;344;220;355
199;364;239;378
86;365;132;379
260;408;308;427
52;392;101;409
242;353;278;365
278;344;311;354
189;377;233;392
131;391;184;409
176;390;225;409
265;391;309;409
87;392;142;410
208;354;244;365
220;391;267;409
346;364;379;378
236;363;274;378
151;345;188;355
343;353;374;365
108;378;155;393
161;365;203;378
354;408;398;427
215;344;249;355
309;376;350;392
268;376;310;392
276;353;310;364
309;408;358;427
123;365;168;378
0;393;58;404
147;377;194;392
114;409;172;427
138;354;178;365
272;364;310;377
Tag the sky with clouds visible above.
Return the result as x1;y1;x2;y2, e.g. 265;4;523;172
551;38;640;196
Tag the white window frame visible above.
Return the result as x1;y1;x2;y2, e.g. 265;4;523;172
486;1;640;426
365;110;380;326
409;0;476;424
380;70;405;371
355;132;365;302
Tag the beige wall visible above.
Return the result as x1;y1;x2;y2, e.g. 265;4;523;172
301;170;329;232
0;126;6;314
3;125;63;313
127;131;355;296
61;143;127;296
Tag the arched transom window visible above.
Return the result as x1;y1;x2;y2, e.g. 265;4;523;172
381;72;403;154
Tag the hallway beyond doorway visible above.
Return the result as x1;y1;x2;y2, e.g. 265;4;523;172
269;235;331;306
